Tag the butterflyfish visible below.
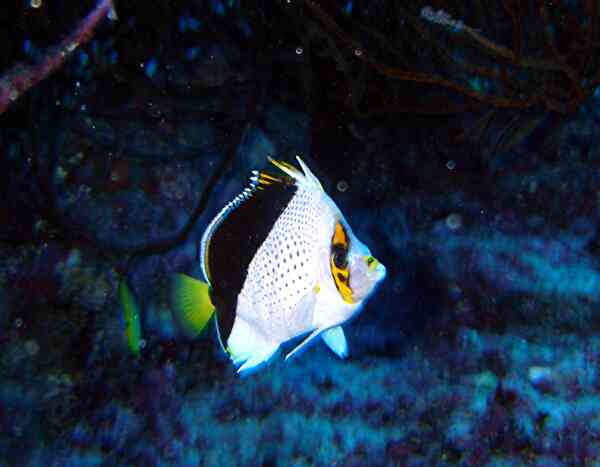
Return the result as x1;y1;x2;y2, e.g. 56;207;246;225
171;156;386;374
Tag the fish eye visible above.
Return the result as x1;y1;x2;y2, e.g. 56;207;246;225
332;245;348;269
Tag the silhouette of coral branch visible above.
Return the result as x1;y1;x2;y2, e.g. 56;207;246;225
302;0;600;114
0;0;116;115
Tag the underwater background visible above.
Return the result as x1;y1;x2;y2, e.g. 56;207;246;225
3;0;600;465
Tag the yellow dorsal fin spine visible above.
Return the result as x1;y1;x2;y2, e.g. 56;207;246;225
258;172;285;185
171;274;216;338
268;156;324;191
268;157;302;179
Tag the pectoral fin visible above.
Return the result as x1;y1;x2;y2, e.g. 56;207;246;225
285;286;317;337
321;326;348;359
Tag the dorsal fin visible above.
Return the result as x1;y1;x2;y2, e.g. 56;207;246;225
200;184;254;285
268;156;324;192
200;156;322;284
198;166;297;343
199;168;295;284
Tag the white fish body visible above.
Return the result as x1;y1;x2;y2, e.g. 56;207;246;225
174;156;386;375
220;157;385;373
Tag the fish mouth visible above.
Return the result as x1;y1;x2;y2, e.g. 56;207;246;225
375;262;387;282
365;255;387;282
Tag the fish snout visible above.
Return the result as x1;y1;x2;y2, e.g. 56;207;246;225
364;255;386;280
364;255;378;271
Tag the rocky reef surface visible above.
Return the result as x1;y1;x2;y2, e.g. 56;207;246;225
3;1;600;466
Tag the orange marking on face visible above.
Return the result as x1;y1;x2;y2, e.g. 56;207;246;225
330;221;353;304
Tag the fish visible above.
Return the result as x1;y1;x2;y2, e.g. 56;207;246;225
171;156;386;374
119;280;142;356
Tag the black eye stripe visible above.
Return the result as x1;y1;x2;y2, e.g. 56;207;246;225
329;221;354;304
333;244;347;255
332;244;348;269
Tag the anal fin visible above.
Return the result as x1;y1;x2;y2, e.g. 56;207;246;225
227;315;280;374
285;328;323;361
321;326;348;359
236;344;280;375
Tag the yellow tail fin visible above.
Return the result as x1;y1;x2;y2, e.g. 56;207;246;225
171;273;216;338
119;280;142;356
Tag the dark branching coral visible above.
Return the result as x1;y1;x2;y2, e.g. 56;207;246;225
290;0;600;116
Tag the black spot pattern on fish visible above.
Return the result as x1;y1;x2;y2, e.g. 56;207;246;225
240;186;321;337
207;176;297;342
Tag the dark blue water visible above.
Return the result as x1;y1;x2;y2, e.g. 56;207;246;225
2;1;600;466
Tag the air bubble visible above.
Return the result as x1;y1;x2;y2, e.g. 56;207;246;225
336;180;349;192
295;47;303;55
446;213;462;230
446;160;456;170
30;0;42;8
25;340;39;356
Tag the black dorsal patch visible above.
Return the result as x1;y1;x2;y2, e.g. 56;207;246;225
207;171;297;342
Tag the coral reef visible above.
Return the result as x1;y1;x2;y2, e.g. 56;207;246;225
6;329;600;465
3;0;600;465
